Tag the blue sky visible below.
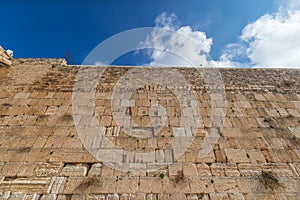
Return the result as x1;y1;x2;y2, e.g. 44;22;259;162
1;0;300;67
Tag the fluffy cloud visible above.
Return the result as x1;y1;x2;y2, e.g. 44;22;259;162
278;0;300;11
240;11;300;67
139;12;216;67
224;0;300;68
218;43;248;68
140;0;300;68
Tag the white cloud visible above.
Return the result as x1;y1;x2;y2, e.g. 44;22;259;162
224;0;300;68
218;43;248;68
240;12;300;68
95;60;109;66
140;0;300;68
139;12;217;67
277;0;300;12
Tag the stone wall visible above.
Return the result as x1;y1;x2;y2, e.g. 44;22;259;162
0;59;299;199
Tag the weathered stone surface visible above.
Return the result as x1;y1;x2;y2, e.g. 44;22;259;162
213;177;239;193
63;177;117;194
17;163;36;177
182;163;198;177
116;177;139;193
247;149;266;164
0;177;50;193
60;164;88;177
0;59;299;197
34;162;64;177
209;193;229;200
196;163;211;176
88;163;103;177
47;176;67;194
224;148;250;163
224;164;240;177
168;163;182;176
139;178;163;193
210;163;225;176
238;163;262;176
0;162;22;176
189;177;214;193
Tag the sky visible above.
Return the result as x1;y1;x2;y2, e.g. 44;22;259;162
1;0;300;67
